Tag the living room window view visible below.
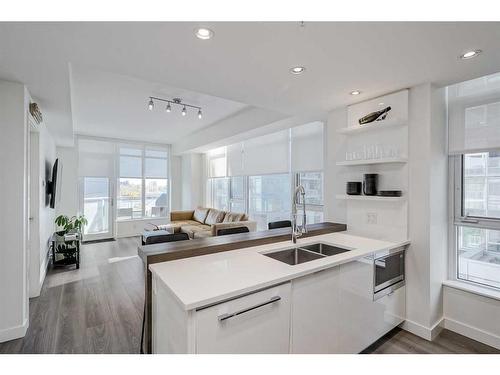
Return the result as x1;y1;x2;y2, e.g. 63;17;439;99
1;18;500;363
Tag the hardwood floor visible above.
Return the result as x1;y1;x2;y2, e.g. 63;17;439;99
364;327;500;354
0;236;498;354
0;237;144;354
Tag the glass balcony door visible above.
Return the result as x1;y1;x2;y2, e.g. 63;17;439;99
80;177;114;241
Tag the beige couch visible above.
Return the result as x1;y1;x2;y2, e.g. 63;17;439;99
159;207;257;239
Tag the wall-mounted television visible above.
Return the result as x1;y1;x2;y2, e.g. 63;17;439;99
47;158;62;209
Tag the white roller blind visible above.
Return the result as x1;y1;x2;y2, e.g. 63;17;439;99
120;145;142;178
145;146;168;178
226;142;244;176
243;130;290;175
291;122;324;171
78;138;115;177
448;72;500;154
207;147;227;178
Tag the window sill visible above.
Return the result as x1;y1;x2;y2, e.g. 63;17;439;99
443;280;500;301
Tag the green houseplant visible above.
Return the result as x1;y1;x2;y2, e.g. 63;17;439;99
53;215;87;266
55;215;88;235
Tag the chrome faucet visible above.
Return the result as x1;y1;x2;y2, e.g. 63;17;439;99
292;185;307;243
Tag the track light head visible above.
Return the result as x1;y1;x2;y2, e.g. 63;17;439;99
198;109;202;119
148;98;154;111
166;102;171;112
182;106;187;116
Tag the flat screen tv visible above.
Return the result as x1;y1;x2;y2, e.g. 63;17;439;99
48;158;62;209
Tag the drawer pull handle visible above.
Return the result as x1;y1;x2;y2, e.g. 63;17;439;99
218;296;281;322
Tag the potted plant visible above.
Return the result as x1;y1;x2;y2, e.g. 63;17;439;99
53;215;88;255
55;214;88;236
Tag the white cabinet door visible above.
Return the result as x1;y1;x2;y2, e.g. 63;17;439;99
195;282;291;354
338;257;405;353
291;267;340;353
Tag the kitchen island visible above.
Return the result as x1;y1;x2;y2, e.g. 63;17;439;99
138;222;347;353
149;231;410;353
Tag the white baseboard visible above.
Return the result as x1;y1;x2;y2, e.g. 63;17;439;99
0;318;28;343
443;317;500;350
401;318;444;341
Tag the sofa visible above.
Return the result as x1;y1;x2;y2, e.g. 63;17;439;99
158;207;257;239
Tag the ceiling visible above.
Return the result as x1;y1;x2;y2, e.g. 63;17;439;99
70;65;248;144
1;22;500;146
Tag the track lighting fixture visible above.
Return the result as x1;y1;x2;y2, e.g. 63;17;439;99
147;96;202;119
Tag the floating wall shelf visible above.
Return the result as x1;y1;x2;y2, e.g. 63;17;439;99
336;194;406;202
336;118;406;135
336;157;408;166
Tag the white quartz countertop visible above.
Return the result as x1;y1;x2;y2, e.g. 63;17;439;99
149;232;410;310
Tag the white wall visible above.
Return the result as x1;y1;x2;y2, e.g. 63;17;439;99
29;124;56;298
403;84;448;339
55;146;78;218
443;285;500;349
324;91;409;243
0;80;29;342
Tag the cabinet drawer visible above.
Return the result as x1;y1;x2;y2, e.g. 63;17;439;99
195;282;291;354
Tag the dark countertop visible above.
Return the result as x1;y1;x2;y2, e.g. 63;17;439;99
138;222;347;265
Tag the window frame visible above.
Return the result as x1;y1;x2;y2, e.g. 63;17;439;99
453;154;500;230
229;176;248;213
117;144;169;221
294;170;325;224
450;152;500;289
206;171;325;229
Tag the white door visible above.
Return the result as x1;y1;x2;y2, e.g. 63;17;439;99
195;283;291;353
80;177;114;241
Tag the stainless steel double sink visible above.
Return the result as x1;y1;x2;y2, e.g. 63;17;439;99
263;243;351;265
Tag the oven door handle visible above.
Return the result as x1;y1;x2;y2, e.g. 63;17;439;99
374;259;386;268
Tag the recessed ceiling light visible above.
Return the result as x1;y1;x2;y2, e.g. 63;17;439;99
350;90;361;96
460;50;482;59
290;66;306;75
195;28;214;40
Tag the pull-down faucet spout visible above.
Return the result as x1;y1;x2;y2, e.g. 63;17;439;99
292;185;307;243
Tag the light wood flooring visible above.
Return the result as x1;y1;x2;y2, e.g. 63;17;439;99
0;237;498;354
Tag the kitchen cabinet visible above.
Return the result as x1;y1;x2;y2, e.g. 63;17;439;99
291;267;340;353
151;245;407;354
338;256;405;353
195;282;291;353
152;276;291;354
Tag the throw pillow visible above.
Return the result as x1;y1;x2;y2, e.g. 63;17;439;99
222;212;244;223
193;207;210;223
205;209;226;225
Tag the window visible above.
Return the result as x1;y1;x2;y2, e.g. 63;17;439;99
454;152;500;289
118;178;142;219
248;174;292;231
209;177;230;211
296;171;324;224
117;145;169;220
230;176;246;213
206;172;324;230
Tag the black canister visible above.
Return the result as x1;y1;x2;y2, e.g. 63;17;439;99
346;182;362;195
363;174;378;196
